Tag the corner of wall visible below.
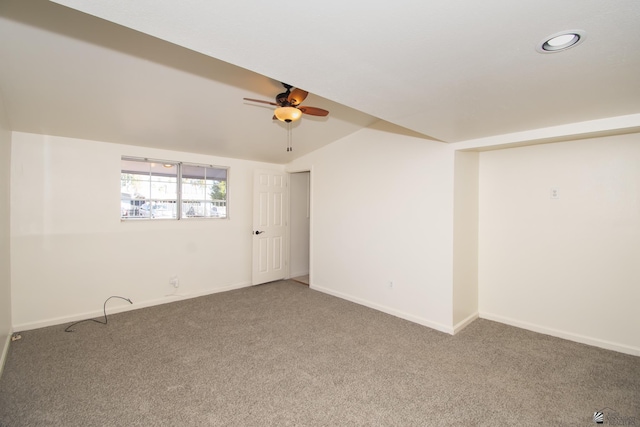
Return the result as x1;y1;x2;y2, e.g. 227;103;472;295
0;89;13;379
452;151;479;326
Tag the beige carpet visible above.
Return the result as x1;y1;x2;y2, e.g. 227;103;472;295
1;280;638;426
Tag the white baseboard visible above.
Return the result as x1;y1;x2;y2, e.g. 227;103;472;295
130;281;252;312
0;331;11;379
453;312;479;334
13;281;252;332
311;284;454;335
480;312;640;357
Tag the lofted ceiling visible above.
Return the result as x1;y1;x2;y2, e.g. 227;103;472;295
0;0;378;164
1;1;640;164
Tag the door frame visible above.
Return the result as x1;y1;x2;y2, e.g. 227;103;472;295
286;167;312;286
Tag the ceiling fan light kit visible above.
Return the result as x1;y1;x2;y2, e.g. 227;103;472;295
274;106;302;123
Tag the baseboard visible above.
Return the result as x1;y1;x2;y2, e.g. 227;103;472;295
480;312;640;357
0;331;11;379
311;284;454;335
132;281;252;311
13;281;252;332
452;312;479;334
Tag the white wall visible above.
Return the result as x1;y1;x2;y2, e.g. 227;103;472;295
287;122;456;333
452;151;479;330
11;123;636;356
478;134;640;355
289;172;310;278
10;132;283;330
0;91;12;373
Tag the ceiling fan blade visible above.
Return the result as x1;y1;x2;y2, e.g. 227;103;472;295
287;88;308;106
243;98;278;106
298;106;329;117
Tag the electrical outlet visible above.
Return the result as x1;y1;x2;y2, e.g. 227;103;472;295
550;187;560;199
388;281;394;289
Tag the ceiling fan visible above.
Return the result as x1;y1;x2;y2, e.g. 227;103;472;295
243;83;329;123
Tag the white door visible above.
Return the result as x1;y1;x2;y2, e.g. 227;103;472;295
252;169;287;285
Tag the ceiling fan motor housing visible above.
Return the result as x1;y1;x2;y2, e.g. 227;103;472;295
276;91;290;106
243;83;328;122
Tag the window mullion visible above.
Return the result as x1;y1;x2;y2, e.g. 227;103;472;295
177;163;182;220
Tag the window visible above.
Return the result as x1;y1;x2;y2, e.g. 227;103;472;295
121;158;178;219
121;157;228;220
181;163;227;218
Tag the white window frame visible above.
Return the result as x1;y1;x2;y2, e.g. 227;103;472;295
120;157;229;220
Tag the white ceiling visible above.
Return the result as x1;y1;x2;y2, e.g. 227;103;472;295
1;0;640;164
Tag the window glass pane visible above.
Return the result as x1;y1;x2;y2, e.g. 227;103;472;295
181;164;227;219
121;158;178;219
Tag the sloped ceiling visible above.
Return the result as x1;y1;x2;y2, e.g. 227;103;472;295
0;0;378;164
1;0;640;164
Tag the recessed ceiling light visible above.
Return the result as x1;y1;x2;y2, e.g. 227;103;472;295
536;30;586;53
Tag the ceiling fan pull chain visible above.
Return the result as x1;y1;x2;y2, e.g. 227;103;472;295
287;122;293;152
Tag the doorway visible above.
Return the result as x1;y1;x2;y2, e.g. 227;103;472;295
289;171;310;285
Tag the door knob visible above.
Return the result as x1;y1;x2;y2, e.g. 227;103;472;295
254;230;265;235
